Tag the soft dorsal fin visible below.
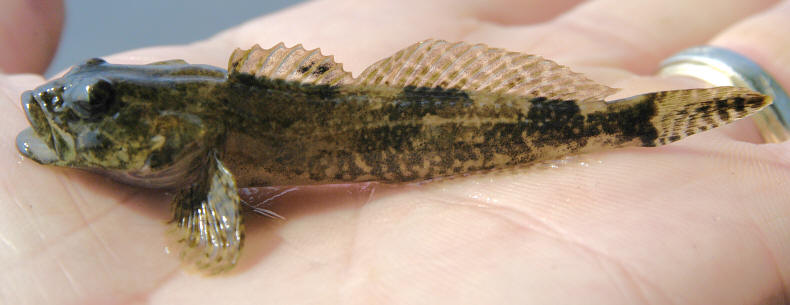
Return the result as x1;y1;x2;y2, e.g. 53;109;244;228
228;43;353;86
355;39;618;102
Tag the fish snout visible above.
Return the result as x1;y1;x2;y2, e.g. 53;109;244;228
21;90;48;133
17;90;60;165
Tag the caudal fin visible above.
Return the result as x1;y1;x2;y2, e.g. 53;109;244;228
612;87;772;146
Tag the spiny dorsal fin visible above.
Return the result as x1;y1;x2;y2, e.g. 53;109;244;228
355;39;618;102
228;43;353;86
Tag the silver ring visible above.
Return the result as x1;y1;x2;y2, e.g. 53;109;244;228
659;46;790;143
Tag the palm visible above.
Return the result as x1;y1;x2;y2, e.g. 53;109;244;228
3;0;789;304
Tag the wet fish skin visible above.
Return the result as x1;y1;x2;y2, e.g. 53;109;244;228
220;79;650;187
218;75;767;187
18;58;228;188
14;40;771;273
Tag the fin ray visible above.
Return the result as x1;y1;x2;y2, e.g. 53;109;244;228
169;151;243;274
228;43;353;86
611;87;772;146
356;39;618;102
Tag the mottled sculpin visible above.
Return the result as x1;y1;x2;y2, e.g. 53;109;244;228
15;39;771;273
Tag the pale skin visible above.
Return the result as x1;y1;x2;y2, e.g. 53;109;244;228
2;0;790;304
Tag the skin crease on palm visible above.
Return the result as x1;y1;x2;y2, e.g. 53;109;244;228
1;0;790;304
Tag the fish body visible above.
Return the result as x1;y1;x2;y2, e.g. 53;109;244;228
222;80;652;187
16;40;771;273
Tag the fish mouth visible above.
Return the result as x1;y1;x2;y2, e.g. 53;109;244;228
17;91;59;164
17;127;58;164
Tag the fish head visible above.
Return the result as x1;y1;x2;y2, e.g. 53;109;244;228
16;58;228;188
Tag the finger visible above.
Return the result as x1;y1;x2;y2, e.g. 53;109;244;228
708;0;790;144
461;0;584;25
0;0;64;73
126;0;586;73
709;0;790;285
469;0;779;73
712;1;790;92
104;0;568;71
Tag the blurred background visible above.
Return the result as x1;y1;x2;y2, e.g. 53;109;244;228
47;0;306;76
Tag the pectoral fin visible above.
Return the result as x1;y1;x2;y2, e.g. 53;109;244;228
169;152;243;274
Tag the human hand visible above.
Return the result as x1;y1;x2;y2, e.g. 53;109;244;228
2;0;789;304
0;0;62;74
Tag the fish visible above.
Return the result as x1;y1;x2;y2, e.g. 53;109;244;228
15;39;771;273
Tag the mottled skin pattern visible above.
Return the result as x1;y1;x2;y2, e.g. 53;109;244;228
15;54;769;273
17;59;229;188
220;76;765;187
221;75;658;187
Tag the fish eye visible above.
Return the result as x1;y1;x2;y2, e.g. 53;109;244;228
88;79;114;110
64;58;107;76
64;79;115;118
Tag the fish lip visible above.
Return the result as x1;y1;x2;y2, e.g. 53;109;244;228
16;127;58;164
17;91;59;164
21;90;49;136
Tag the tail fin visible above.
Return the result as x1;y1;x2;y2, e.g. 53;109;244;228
611;87;772;146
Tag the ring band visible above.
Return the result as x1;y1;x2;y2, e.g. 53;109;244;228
659;46;790;143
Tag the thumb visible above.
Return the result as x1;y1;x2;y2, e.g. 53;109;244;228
0;0;64;74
